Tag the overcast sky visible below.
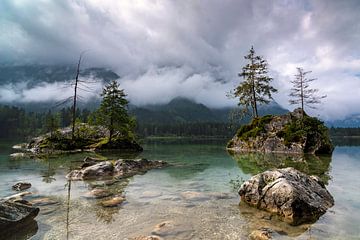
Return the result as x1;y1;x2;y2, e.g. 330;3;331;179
1;0;360;120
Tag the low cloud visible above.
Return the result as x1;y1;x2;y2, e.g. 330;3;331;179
0;0;360;120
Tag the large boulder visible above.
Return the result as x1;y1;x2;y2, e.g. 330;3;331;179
227;109;334;154
66;158;167;180
238;167;334;225
0;201;39;235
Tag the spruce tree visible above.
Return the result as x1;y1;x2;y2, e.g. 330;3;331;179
97;80;134;142
289;67;326;116
234;46;277;118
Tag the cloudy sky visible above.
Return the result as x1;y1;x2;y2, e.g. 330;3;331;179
1;0;360;120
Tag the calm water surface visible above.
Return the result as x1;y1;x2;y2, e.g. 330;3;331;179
0;139;359;240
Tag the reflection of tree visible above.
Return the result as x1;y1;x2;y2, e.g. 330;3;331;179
65;180;71;240
229;152;332;184
41;159;56;183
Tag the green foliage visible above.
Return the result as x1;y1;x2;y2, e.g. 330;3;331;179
236;114;273;140
279;114;332;153
232;46;277;118
94;80;135;142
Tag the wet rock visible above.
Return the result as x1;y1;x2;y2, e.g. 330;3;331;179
83;188;113;199
180;191;210;201
0;201;39;234
249;228;273;240
67;161;114;180
67;158;167;180
141;191;163;198
132;236;163;240
207;192;233;200
4;191;32;202
30;197;59;206
12;182;32;191
81;156;105;168
151;221;193;238
114;158;167;177
9;152;27;158
239;167;334;225
100;196;125;207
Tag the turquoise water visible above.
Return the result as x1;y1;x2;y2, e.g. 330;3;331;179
0;139;360;239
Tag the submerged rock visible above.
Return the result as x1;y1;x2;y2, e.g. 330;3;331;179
12;182;32;191
0;201;39;234
132;236;163;240
249;228;274;240
227;109;334;154
100;196;125;207
239;167;334;225
83;188;113;199
30;197;59;206
67;158;167;180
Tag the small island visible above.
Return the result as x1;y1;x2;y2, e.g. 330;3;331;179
14;80;143;155
227;108;334;155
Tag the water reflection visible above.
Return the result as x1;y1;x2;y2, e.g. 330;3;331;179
41;158;56;183
229;151;332;184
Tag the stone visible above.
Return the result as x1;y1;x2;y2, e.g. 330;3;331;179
141;191;163;198
30;198;59;206
4;191;32;202
239;167;334;225
114;158;167;177
132;236;163;240
67;161;114;180
0;201;39;234
180;191;210;201
67;158;167;181
100;196;125;207
12;182;32;191
83;188;113;199
249;228;273;240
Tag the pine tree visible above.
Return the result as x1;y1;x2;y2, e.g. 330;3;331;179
234;46;277;118
96;80;134;142
289;67;326;116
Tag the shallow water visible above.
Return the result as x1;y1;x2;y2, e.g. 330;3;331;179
0;139;360;239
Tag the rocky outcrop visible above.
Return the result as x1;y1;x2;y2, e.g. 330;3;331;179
0;201;39;234
14;124;142;155
227;109;334;154
67;158;167;180
238;167;334;225
12;182;32;191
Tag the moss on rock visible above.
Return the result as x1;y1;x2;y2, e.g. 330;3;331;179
228;109;334;155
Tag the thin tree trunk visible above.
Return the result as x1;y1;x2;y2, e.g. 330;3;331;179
300;71;304;118
71;55;82;140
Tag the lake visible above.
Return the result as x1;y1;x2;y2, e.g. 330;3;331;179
0;138;359;239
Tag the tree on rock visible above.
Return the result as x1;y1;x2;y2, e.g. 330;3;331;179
97;80;135;142
289;67;326;116
233;46;277;118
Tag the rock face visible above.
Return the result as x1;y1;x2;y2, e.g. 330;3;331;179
227;109;334;154
67;158;167;180
238;167;334;225
0;201;39;233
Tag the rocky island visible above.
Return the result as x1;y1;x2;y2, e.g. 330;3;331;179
227;109;334;155
14;123;142;155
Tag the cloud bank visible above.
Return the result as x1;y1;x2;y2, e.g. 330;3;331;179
1;0;360;120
